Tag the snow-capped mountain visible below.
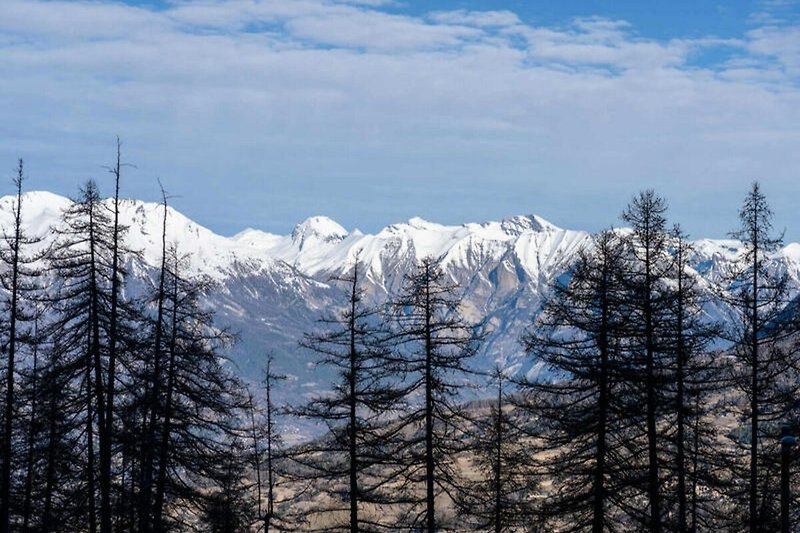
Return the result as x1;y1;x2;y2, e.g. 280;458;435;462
3;191;800;404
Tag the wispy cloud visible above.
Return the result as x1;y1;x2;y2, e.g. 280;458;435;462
428;10;521;28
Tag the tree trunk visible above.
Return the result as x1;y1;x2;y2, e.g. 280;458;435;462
87;357;98;533
593;281;610;533
348;269;359;533
493;377;503;533
266;365;276;533
21;311;40;532
424;267;435;533
152;256;180;533
749;240;759;533
138;193;169;533
676;250;688;533
645;249;661;533
100;138;123;533
0;163;24;533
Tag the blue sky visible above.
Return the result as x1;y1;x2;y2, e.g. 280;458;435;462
409;1;756;37
125;0;770;39
1;0;799;240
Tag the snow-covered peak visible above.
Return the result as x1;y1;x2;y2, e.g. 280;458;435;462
18;190;72;209
232;228;282;248
0;191;71;237
692;238;743;261
500;214;557;236
291;216;348;249
406;216;443;229
779;243;800;263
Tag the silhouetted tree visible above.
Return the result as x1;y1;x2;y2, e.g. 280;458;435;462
18;304;44;533
146;247;246;532
390;256;480;532
249;356;287;532
38;334;84;532
288;259;405;532
458;368;536;532
661;226;726;532
721;182;800;532
0;160;41;532
99;137;130;533
617;190;674;531
45;180;121;532
202;437;255;533
519;230;629;532
137;184;171;533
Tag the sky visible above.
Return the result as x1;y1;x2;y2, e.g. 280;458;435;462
1;0;799;241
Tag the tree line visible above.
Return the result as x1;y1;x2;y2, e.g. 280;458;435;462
1;148;799;532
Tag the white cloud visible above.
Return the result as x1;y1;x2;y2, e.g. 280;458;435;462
428;10;521;28
746;25;800;77
334;0;398;6
516;19;691;70
0;0;799;239
285;10;482;51
0;0;168;40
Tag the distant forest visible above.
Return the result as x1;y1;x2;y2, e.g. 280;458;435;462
2;144;800;532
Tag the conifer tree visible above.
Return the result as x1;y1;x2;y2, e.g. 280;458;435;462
390;256;480;532
722;182;800;531
145;246;246;532
202;436;255;533
42;178;140;532
0;160;41;532
39;337;84;532
519;231;629;532
249;356;287;532
137;184;171;533
46;180;119;532
458;368;535;532
288;259;404;532
617;190;673;532
661;226;725;532
99;137;129;533
18;304;45;533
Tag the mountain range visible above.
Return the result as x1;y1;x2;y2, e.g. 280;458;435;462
3;191;800;409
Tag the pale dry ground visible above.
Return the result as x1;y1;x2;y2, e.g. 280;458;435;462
267;401;536;532
248;380;756;532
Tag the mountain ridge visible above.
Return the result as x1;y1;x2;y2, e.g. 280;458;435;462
3;190;800;407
